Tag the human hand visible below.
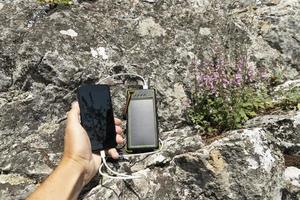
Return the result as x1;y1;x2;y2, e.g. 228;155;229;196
63;101;124;185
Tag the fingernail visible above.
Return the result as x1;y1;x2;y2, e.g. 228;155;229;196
71;101;78;107
112;153;119;159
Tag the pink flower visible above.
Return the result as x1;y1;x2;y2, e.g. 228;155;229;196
247;67;254;82
235;73;242;86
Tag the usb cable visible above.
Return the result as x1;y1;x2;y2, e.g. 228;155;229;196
99;150;145;180
97;73;149;89
98;139;164;180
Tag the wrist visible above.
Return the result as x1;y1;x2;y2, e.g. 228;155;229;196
61;157;86;185
61;155;95;186
28;158;86;200
61;156;85;171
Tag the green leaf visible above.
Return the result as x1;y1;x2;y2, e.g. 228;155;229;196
242;102;253;108
207;127;214;133
236;124;242;128
238;109;246;118
297;103;300;110
252;101;259;109
235;115;241;123
247;111;257;117
258;103;265;109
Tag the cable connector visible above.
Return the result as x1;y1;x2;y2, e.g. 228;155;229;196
98;73;147;89
143;79;148;89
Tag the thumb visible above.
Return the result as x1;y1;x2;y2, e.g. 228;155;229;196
67;101;81;125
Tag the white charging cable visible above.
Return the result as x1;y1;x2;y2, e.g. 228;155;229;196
99;150;145;179
97;73;148;89
98;139;164;180
98;163;144;180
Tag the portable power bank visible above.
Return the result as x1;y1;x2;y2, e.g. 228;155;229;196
77;84;117;151
126;89;159;153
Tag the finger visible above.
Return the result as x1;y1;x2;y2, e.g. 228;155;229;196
67;101;80;125
116;134;124;144
115;126;123;135
107;148;119;159
114;118;122;126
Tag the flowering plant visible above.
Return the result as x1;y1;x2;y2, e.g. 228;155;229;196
189;51;270;133
196;56;255;94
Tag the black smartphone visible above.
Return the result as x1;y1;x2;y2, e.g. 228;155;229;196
126;89;159;153
77;84;117;151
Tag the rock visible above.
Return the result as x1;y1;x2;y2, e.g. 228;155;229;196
172;128;284;199
283;167;300;200
0;173;36;200
199;27;211;36
275;79;300;92
243;0;300;78
86;128;284;199
0;0;299;199
79;126;203;200
0;53;15;92
262;0;281;6
0;174;34;186
90;47;109;60
142;0;158;3
59;29;78;38
137;17;166;37
245;111;300;156
284;167;300;192
262;0;300;73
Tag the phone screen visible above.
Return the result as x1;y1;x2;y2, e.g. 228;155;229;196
77;84;116;151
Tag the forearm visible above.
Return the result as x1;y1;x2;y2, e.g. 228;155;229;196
27;158;85;200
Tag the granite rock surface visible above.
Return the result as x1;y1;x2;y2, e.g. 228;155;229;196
0;0;299;199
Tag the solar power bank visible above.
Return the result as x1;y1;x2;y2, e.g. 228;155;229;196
126;89;159;153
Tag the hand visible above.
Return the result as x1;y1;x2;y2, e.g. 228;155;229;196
63;101;124;185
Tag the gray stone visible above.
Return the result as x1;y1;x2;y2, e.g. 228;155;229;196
275;79;300;92
85;128;284;199
284;167;300;193
137;17;166;37
235;0;300;78
245;111;300;155
172;128;284;200
283;167;300;200
0;0;299;199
